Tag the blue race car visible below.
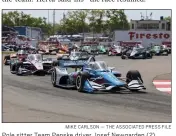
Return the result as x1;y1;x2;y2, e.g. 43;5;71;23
51;57;146;93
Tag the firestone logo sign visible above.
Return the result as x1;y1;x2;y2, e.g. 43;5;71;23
128;32;170;40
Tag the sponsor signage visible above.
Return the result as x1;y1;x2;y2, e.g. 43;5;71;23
128;32;170;40
114;31;171;46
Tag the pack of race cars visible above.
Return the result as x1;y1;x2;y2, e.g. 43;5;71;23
3;40;171;93
78;42;171;60
3;48;147;93
108;44;171;59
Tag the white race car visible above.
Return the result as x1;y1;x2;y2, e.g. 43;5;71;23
10;54;55;76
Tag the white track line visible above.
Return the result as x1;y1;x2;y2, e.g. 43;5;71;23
156;88;171;92
153;82;171;85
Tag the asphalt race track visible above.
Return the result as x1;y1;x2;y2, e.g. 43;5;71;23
2;55;172;122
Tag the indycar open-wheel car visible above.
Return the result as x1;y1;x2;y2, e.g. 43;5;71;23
10;54;54;76
51;58;146;93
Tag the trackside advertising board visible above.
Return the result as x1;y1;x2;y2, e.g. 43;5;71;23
114;30;171;46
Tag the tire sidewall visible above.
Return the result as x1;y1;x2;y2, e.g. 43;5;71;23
15;62;22;74
51;68;57;86
76;74;82;90
76;72;90;92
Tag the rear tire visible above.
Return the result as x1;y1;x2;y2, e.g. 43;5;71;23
165;51;168;56
121;55;127;59
142;53;147;59
51;68;57;87
4;55;10;65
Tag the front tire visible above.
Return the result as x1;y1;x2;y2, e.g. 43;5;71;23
15;62;23;75
126;70;143;83
76;72;90;92
126;70;143;92
10;64;16;74
148;53;153;59
52;60;59;66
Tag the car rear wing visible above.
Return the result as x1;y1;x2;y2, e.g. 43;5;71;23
59;59;87;68
60;54;70;59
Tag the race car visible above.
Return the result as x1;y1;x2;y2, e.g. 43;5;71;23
79;45;91;54
59;44;69;53
108;45;122;56
55;44;71;58
79;45;99;55
51;58;146;93
57;51;90;61
90;45;99;55
150;45;169;56
3;50;28;65
2;44;14;51
38;41;61;55
10;53;55;76
69;51;90;60
121;45;153;59
162;41;171;54
79;42;99;55
167;46;171;54
97;45;108;54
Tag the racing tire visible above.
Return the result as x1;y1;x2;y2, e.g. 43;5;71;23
4;55;10;65
126;70;143;92
142;53;147;59
148;53;153;59
57;57;63;60
117;53;122;56
15;62;23;75
168;49;171;54
121;55;127;59
126;70;143;83
52;60;59;66
10;64;16;74
76;72;90;92
149;54;153;59
51;68;57;87
156;52;161;56
164;51;168;56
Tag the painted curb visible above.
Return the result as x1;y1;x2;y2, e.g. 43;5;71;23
153;80;171;94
